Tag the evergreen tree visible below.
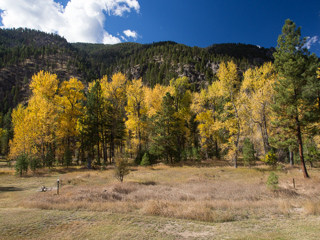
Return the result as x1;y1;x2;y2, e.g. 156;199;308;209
63;147;73;168
79;81;108;166
150;92;182;163
15;153;29;177
272;19;319;178
242;138;256;168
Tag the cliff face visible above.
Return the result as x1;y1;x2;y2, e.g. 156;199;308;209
0;28;275;114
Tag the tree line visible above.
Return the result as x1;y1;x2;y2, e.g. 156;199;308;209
1;20;319;178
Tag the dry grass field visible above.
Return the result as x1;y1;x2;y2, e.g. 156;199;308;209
1;160;320;239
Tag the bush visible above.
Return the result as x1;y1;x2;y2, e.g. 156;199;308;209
134;151;145;165
15;153;29;176
140;152;151;166
192;147;201;162
304;139;320;167
114;155;130;182
242;138;256;168
29;156;41;173
64;147;72;168
263;149;277;168
266;172;279;191
45;148;54;167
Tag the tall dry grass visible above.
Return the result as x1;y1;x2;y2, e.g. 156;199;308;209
18;165;320;222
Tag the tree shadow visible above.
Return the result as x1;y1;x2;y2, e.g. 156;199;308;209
0;187;23;192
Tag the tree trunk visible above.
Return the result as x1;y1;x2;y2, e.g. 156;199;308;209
87;156;92;169
97;139;100;165
111;132;115;163
259;121;270;155
289;151;294;166
109;147;112;164
103;140;107;166
296;120;309;178
231;100;240;168
259;123;268;155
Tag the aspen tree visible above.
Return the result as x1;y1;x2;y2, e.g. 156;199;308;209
217;61;241;168
240;62;276;155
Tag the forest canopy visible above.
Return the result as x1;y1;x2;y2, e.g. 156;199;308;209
1;20;319;178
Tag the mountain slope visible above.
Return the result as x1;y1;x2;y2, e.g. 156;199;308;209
0;28;275;114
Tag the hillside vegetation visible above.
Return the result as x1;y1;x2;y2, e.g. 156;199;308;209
0;28;274;114
0;19;319;179
0;19;320;240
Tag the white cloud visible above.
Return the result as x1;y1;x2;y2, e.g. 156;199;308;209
304;36;319;49
0;0;140;44
123;29;139;40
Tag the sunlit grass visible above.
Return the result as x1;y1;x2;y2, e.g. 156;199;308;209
1;162;320;239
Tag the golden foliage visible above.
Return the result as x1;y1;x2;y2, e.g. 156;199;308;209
125;78;148;154
56;78;85;141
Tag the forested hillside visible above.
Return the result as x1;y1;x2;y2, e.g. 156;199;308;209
0;28;274;114
1;20;319;178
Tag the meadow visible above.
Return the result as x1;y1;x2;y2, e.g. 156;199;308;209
1;160;320;239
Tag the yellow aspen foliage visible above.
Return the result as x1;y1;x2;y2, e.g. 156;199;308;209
217;61;239;98
10;71;59;162
28;94;57;149
9;104;32;159
144;84;172;117
240;62;276;154
192;81;221;114
55;77;85;149
170;76;192;118
30;71;59;100
101;73;127;106
100;73;127;160
125;78;148;155
216;61;241;167
192;81;223;156
169;76;192;135
196;110;215;147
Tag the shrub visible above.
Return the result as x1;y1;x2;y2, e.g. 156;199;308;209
266;172;279;191
263;149;277;168
192;147;201;162
134;151;145;165
45;147;54;167
15;153;29;176
64;147;72;168
304;139;320;167
114;155;130;182
29;156;41;173
242;138;256;168
140;152;151;166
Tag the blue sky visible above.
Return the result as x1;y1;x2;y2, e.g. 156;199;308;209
1;0;320;55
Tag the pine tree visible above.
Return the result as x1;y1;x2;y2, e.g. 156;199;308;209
101;73;127;163
79;80;108;166
242;138;256;168
149;92;182;163
272;19;319;178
